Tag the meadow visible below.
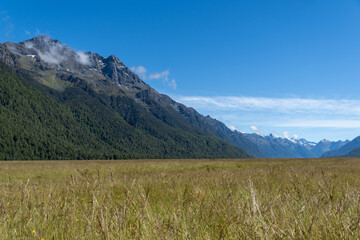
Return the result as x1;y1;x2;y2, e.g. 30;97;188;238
0;157;360;239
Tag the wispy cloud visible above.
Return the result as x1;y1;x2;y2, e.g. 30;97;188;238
170;95;360;138
131;66;177;89
131;65;147;79
26;38;67;64
149;69;177;89
175;96;360;115
23;35;92;66
1;10;14;37
228;125;237;131
76;51;91;65
168;79;177;90
283;131;290;139
149;70;170;81
275;119;360;128
250;125;263;135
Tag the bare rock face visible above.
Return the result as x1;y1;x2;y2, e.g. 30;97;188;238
0;44;17;67
2;36;151;95
101;55;144;89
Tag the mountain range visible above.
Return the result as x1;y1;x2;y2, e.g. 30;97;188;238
243;133;349;158
322;136;360;158
0;36;358;160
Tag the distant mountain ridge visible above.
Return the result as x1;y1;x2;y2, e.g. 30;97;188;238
322;136;360;157
242;133;349;158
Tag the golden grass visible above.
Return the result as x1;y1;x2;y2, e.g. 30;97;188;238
0;157;360;239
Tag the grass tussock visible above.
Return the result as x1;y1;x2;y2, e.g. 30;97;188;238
0;158;360;239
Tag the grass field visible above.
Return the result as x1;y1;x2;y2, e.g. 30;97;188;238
1;158;360;239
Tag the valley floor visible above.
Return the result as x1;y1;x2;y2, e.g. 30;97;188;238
0;158;360;239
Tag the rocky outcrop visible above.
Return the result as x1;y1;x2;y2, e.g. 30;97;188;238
0;44;17;67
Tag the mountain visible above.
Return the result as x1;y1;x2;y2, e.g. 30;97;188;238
0;36;252;160
1;36;350;160
312;139;349;157
322;136;360;157
243;134;315;158
345;145;360;157
242;133;348;158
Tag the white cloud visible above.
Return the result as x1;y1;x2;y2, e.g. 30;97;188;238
169;95;360;139
250;125;258;131
168;79;177;89
275;119;360;128
228;125;237;131
175;96;360;116
23;35;92;66
250;125;263;135
131;65;147;79
37;46;67;65
25;30;31;36
131;66;177;90
283;131;290;139
24;35;66;64
149;70;170;81
76;51;91;65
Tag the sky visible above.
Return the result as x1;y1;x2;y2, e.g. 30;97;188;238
1;0;360;142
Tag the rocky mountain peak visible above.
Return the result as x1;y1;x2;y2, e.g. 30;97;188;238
21;35;62;49
106;55;122;63
1;36;161;104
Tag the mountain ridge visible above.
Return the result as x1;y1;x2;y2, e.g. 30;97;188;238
0;60;249;160
243;133;349;158
0;36;352;159
322;136;360;157
0;36;253;160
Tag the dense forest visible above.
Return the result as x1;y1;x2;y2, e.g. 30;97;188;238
0;62;248;160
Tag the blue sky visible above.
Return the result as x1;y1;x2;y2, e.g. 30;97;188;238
1;0;360;142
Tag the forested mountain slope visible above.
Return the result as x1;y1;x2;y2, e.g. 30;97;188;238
0;61;248;160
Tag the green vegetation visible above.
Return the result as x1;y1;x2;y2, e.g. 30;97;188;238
0;158;360;239
0;62;247;160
